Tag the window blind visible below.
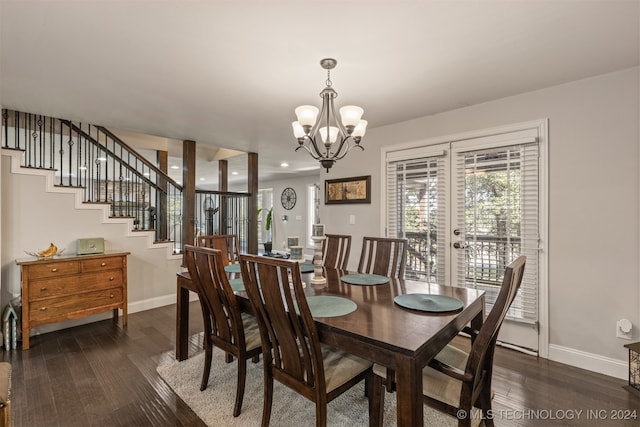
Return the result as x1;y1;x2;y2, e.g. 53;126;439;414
454;142;539;323
386;153;447;284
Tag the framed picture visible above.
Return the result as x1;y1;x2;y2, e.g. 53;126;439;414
325;175;371;204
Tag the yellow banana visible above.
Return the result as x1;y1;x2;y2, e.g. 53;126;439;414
37;243;58;258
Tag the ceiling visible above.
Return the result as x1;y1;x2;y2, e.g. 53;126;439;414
1;1;638;188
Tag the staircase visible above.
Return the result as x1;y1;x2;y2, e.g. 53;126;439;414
2;147;177;258
1;109;250;255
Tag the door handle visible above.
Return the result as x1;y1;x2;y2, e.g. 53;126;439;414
453;241;468;249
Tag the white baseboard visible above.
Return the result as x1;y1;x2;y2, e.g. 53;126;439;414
128;291;199;314
548;344;627;380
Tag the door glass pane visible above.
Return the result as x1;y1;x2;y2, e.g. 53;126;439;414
388;157;445;283
463;148;522;285
455;143;538;325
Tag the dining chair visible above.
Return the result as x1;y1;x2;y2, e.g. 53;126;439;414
369;255;527;427
184;245;262;417
322;233;351;270
357;236;407;279
197;234;241;267
238;254;374;427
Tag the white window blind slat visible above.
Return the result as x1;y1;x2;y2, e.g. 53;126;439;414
386;154;447;283
455;142;539;323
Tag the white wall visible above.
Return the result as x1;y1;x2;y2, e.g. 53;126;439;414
1;153;183;335
321;67;640;376
256;175;319;258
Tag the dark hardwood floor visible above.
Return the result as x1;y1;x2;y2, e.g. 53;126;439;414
3;302;639;426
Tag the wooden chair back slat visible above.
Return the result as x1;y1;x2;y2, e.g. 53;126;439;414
466;256;527;384
184;245;243;348
358;237;407;278
198;234;241;266
322;234;351;270
240;255;324;392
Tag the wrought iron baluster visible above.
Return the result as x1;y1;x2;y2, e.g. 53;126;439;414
76;124;82;187
103;133;109;203
49;117;54;169
67;127;74;185
2;110;7;148
95;156;101;203
26;113;32;167
59;121;65;185
118;165;124;217
37;116;43;168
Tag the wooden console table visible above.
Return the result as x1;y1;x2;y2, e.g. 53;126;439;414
16;251;129;349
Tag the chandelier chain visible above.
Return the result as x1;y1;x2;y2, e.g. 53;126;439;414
326;68;332;87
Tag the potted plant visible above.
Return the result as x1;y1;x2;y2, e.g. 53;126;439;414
258;207;273;254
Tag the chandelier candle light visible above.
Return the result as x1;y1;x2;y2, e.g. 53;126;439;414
293;58;367;172
310;224;326;285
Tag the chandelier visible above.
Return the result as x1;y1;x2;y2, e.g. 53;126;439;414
292;58;367;172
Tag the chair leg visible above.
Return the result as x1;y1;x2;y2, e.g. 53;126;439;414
200;342;213;391
315;399;327;427
479;388;494;427
233;359;247;417
369;374;385;427
457;409;472;427
225;352;233;363
261;369;273;427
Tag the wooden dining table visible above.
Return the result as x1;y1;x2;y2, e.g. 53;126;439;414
176;266;485;427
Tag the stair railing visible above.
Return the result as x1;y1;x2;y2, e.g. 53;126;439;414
2;109;185;251
195;190;250;252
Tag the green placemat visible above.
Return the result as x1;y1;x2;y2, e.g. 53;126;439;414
226;262;312;274
393;294;463;313
223;263;241;274
228;278;244;292
299;263;315;274
340;273;389;285
295;296;357;318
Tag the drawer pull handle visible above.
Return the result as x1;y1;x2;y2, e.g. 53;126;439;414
40;287;47;292
51;268;58;272
110;294;115;298
109;277;115;281
40;307;47;311
101;262;107;267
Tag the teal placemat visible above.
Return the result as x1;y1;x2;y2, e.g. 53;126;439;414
340;273;389;285
228;278;244;292
300;263;315;274
226;262;312;274
394;294;463;313
224;263;241;273
295;296;357;318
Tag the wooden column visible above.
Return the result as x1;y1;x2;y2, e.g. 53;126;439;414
182;140;196;259
219;159;228;234
248;152;258;254
157;150;168;241
218;159;228;191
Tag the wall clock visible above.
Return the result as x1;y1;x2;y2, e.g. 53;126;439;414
281;187;297;210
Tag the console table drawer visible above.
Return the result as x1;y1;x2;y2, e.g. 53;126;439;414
29;270;124;300
27;261;80;279
29;288;123;323
82;256;125;272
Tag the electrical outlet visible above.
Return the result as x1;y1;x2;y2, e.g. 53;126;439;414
616;319;633;340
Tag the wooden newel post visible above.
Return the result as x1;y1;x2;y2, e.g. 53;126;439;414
182;140;196;262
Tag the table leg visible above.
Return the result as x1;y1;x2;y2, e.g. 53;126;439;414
470;306;484;347
176;282;190;361
394;355;422;426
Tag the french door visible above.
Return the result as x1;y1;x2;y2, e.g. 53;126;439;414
385;123;546;352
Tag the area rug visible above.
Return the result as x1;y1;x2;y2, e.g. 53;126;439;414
157;348;479;426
